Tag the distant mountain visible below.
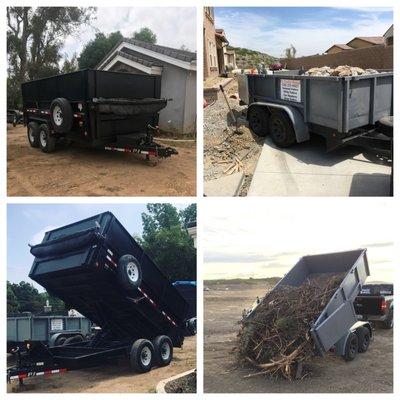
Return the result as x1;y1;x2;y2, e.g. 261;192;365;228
229;46;277;69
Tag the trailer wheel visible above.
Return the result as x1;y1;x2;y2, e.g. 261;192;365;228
377;116;393;137
63;335;84;346
356;327;370;353
117;255;142;290
152;335;173;367
383;309;393;329
27;122;40;148
54;336;67;346
268;111;296;147
38;124;56;153
248;106;268;136
343;332;358;361
130;339;154;373
50;98;73;133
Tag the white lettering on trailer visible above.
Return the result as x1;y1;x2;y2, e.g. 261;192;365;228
280;79;301;103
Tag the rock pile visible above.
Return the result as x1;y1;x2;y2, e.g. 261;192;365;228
305;65;379;77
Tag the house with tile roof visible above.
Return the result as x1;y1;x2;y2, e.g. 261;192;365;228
97;38;196;136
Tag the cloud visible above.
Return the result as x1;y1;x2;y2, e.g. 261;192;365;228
215;8;392;57
30;225;59;246
62;7;196;59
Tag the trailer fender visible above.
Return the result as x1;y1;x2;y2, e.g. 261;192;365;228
248;102;309;143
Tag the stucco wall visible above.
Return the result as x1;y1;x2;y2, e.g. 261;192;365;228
182;70;196;134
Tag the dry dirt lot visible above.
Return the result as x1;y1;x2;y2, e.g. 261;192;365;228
7;124;196;196
7;336;196;393
204;279;393;393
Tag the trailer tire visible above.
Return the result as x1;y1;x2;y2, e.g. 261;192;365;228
356;327;370;353
268;111;296;147
130;339;154;373
50;98;73;133
248;106;268;137
152;335;173;367
383;309;393;329
343;332;358;361
38;124;56;153
54;336;67;346
63;335;84;345
117;255;142;290
377;116;393;137
27;121;40;148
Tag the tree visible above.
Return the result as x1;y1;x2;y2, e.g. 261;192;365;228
61;53;78;73
78;31;123;69
284;44;297;59
40;292;67;313
179;203;196;227
133;27;157;44
9;281;43;313
7;281;19;314
7;7;95;107
139;204;196;281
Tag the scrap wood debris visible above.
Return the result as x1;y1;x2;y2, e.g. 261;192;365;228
235;274;344;380
305;65;378;77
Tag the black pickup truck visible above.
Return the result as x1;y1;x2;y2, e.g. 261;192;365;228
354;282;393;329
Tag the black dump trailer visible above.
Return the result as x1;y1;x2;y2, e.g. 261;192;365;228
7;212;189;384
21;69;177;160
173;281;197;336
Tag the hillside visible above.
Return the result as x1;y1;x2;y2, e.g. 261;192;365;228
229;46;277;69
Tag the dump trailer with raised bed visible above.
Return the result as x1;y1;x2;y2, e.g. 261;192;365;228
7;313;92;353
21;69;177;160
238;72;393;154
245;249;372;361
7;212;189;383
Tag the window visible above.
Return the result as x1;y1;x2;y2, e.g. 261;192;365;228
208;40;217;68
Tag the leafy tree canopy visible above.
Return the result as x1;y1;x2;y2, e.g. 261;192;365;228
139;204;196;282
133;27;157;44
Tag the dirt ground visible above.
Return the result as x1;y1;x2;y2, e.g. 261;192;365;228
203;78;263;196
7;124;196;196
204;279;393;393
7;336;196;393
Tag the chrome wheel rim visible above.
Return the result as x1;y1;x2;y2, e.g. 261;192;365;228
40;130;47;147
53;105;63;126
28;127;35;143
126;262;139;283
161;342;171;360
140;346;151;366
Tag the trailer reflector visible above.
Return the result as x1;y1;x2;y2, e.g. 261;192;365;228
9;368;67;381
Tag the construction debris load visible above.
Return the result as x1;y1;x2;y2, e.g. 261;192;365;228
305;65;379;77
236;274;344;380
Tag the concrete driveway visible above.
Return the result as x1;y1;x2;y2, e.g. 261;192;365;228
248;136;392;196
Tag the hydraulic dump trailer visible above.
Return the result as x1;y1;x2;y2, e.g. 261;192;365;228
7;212;189;384
21;69;178;160
7;314;91;352
238;72;393;155
245;249;372;361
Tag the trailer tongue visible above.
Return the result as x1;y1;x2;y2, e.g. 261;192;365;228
8;212;190;384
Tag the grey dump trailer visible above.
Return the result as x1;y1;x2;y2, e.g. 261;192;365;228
246;249;372;361
7;314;91;353
21;69;177;160
238;72;393;154
7;212;190;384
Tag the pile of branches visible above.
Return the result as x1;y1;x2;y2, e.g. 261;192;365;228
236;274;344;380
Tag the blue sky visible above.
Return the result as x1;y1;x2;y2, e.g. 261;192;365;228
214;7;393;57
7;203;188;290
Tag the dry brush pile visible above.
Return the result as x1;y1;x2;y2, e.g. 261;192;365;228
236;275;344;380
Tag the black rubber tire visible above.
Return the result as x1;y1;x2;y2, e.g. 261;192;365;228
117;254;142;291
377;116;393;137
130;339;154;373
50;98;73;133
38;124;56;153
248;106;268;137
268;111;296;147
54;335;67;346
383;309;393;329
27;121;40;148
63;335;84;346
356;327;370;353
343;332;358;361
152;335;173;367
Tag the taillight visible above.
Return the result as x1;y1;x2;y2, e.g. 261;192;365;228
381;299;387;311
